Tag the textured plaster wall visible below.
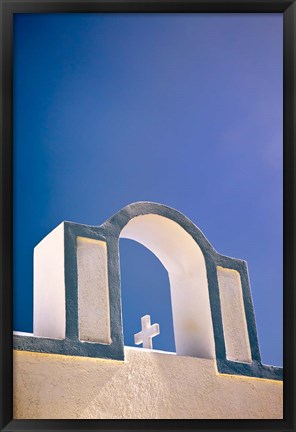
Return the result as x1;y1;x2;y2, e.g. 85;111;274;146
77;237;110;343
217;266;252;363
13;347;282;419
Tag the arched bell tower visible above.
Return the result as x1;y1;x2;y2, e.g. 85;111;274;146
13;202;282;380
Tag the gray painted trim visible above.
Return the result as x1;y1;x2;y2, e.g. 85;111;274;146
13;334;124;360
216;359;283;381
13;201;282;380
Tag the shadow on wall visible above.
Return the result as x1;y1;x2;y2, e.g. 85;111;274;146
14;349;283;420
13;351;121;419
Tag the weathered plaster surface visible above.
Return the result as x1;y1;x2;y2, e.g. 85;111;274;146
77;237;111;344
217;266;252;363
13;347;282;420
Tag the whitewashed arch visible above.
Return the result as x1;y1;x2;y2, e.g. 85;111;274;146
13;202;283;381
120;214;215;359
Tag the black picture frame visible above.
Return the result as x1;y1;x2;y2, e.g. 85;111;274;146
0;0;294;431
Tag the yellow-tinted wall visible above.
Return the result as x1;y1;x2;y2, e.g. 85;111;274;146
13;347;282;419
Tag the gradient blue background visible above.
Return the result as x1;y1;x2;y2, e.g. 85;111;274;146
13;13;283;366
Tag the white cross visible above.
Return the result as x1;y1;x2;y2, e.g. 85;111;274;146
134;315;160;349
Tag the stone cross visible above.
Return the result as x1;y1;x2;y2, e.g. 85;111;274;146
134;315;160;349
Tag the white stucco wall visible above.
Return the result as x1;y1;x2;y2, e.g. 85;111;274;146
13;347;282;419
34;222;65;339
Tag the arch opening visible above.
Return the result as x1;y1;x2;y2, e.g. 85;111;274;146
119;238;176;353
120;214;215;359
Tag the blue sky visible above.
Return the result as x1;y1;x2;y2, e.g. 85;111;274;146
13;13;282;366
